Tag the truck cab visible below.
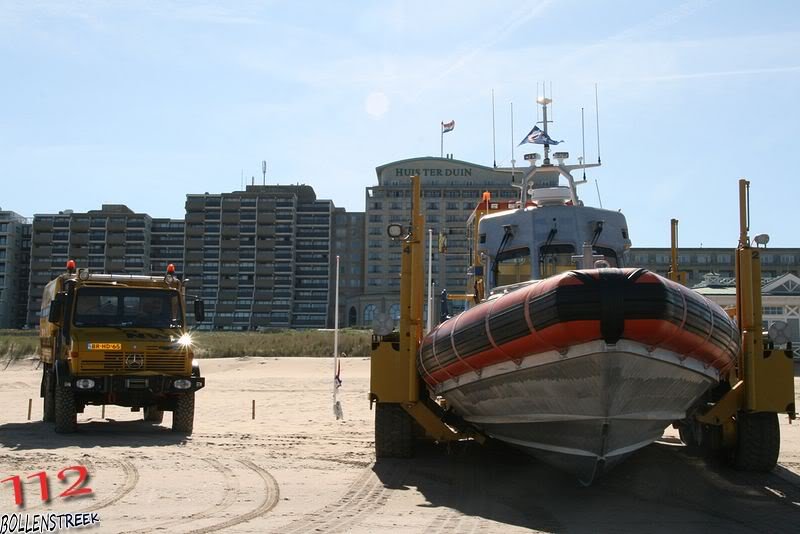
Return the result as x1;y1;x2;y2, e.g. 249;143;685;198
39;260;205;433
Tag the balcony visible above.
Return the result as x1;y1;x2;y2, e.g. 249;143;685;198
256;226;275;238
254;290;273;301
221;239;240;250
32;246;52;257
185;238;203;250
185;250;203;262
186;212;204;224
69;233;89;245
253;303;272;313
255;277;274;289
257;213;276;224
255;264;274;276
186;197;205;211
256;251;275;263
220;264;238;275
216;302;235;313
33;232;53;245
219;278;237;289
107;219;126;231
70;220;90;232
222;212;240;224
107;233;125;245
222;225;239;237
106;260;125;272
186;225;204;237
33;219;53;232
70;247;88;259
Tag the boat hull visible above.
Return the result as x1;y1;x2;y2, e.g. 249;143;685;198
438;339;720;484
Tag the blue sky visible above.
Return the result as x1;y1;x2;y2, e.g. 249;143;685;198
1;0;798;246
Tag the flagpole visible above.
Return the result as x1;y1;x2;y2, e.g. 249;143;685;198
333;255;341;419
440;122;444;158
427;228;433;333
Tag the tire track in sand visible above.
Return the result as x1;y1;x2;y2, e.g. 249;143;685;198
274;460;408;534
183;458;279;534
80;458;139;513
118;457;239;534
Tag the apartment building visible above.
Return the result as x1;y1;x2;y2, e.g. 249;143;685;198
183;184;336;330
0;210;30;328
26;205;153;325
331;208;365;327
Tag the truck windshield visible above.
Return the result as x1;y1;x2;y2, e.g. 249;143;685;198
73;287;182;328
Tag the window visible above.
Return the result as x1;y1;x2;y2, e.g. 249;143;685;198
539;244;575;278
389;303;400;321
364;304;376;323
493;247;531;286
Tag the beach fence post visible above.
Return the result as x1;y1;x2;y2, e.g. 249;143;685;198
27;399;32;421
101;405;105;419
333;255;343;420
252;399;255;420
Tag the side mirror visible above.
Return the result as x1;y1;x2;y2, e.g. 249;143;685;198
193;298;205;323
48;293;65;324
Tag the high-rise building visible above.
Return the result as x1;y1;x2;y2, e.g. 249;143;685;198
331;208;365;328
183;185;338;330
0;210;31;328
27;205;154;325
352;157;519;326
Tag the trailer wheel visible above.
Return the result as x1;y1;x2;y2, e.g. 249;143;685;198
734;411;779;471
375;403;413;458
54;387;77;433
172;393;195;434
143;406;164;424
42;368;55;423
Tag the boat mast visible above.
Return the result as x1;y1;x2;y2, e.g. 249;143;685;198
538;96;552;165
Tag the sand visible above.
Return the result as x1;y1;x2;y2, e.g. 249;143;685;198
1;357;799;533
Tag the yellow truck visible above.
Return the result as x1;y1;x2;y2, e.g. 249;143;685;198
39;260;206;434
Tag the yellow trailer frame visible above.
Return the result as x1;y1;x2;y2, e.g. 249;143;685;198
369;175;482;457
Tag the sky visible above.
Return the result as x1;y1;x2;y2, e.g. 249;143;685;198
1;0;798;247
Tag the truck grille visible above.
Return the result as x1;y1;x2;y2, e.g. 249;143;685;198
80;351;187;373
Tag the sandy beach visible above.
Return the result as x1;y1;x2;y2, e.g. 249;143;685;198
1;357;799;533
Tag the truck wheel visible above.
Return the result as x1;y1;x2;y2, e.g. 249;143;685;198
54;387;77;433
734;411;779;471
42;369;55;423
172;393;195;434
375;403;413;458
143;405;164;424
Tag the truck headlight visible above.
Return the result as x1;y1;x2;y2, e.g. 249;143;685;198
75;378;96;390
173;379;192;390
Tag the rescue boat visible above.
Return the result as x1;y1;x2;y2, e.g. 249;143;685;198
417;97;739;484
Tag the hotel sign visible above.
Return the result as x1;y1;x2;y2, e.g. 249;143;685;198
393;168;473;177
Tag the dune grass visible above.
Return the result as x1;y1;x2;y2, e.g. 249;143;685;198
0;328;373;360
189;329;372;358
0;329;40;360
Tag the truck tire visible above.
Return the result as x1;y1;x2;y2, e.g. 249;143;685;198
54;387;77;433
172;392;195;434
143;405;164;424
42;369;55;423
375;403;413;458
734;411;779;471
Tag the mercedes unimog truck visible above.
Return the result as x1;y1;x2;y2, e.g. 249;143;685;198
39;260;206;434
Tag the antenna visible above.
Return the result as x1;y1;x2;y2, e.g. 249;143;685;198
595;83;602;164
491;89;497;168
251;175;255;186
595;179;603;209
262;160;266;186
510;102;520;202
581;107;586;181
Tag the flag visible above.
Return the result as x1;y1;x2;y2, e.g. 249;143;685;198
438;231;448;254
441;120;455;133
518;125;562;146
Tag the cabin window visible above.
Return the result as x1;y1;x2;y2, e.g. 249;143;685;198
539;244;576;277
494;248;531;286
